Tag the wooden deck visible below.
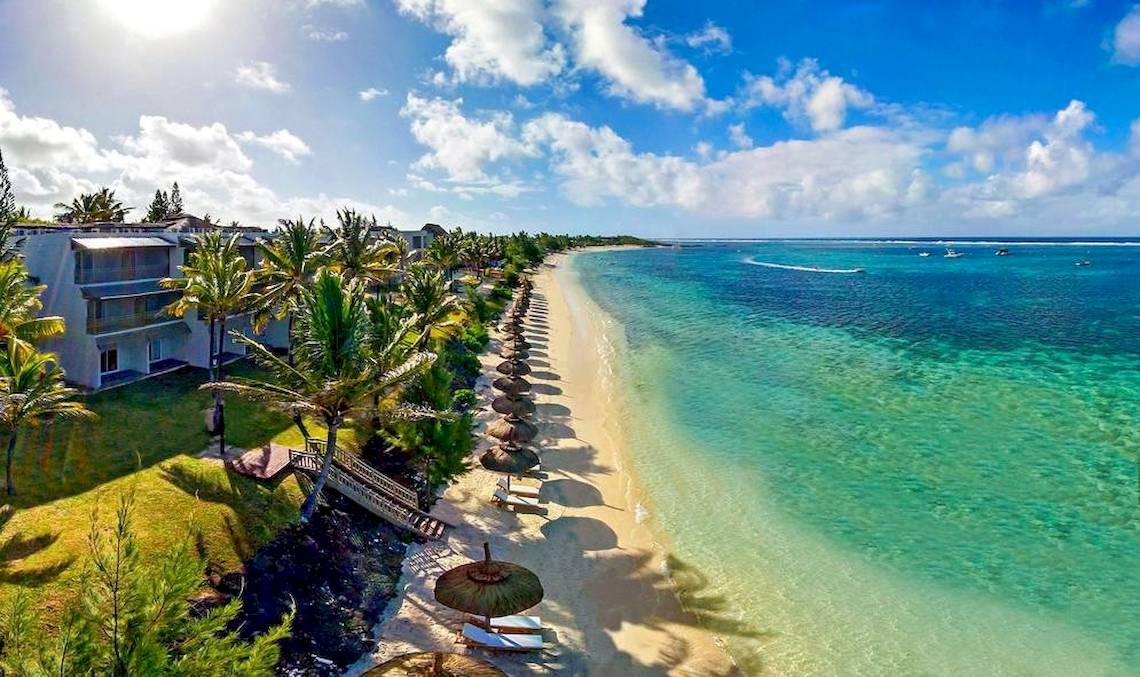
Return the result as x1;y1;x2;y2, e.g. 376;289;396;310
226;443;292;479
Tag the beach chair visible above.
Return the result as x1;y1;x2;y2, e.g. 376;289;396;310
469;614;543;634
497;478;541;498
492;488;540;510
460;623;544;652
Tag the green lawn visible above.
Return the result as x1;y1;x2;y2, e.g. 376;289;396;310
1;363;307;615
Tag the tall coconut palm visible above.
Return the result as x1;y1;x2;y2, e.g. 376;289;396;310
211;270;439;522
424;233;462;280
53;188;130;223
254;217;323;362
0;260;65;352
162;233;255;454
322;209;400;289
400;266;460;347
0;343;94;495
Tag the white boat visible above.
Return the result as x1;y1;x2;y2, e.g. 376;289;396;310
918;252;931;257
1074;260;1091;267
944;248;964;258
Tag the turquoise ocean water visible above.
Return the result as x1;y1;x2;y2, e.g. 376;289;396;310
570;241;1139;676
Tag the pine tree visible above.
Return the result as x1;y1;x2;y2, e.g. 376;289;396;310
0;147;15;223
0;494;292;675
145;189;170;222
170;181;183;215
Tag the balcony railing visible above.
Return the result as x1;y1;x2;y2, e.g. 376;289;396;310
76;263;170;285
87;310;176;334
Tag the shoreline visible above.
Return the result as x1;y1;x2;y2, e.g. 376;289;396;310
350;246;736;675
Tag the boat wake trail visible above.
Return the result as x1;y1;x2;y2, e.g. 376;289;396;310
745;258;865;274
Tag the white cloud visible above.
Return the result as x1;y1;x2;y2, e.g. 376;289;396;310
728;123;753;149
553;0;709;111
946;113;1048;174
685;21;732;53
1111;5;1140;64
304;25;349;41
400;93;538;185
359;87;389;101
395;0;565;86
0;87;108;170
236;129;312;163
743;58;875;133
305;0;364;7
233;61;292;94
120;116;252;172
0;88;400;226
693;141;712;159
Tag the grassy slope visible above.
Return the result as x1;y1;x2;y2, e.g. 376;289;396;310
0;363;307;615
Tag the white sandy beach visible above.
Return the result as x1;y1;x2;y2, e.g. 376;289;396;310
349;248;737;676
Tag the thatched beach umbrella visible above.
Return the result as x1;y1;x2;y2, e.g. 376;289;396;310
499;345;529;360
435;542;544;626
502;335;530;349
492;375;531;396
491;393;536;417
488;415;538;444
496;359;531;377
480;445;539;475
363;652;505;677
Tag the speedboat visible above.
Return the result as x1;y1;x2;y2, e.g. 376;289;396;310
944;248;964;258
918;252;931;257
995;248;1010;256
1075;260;1091;267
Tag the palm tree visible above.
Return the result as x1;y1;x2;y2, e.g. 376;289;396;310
162;233;255;454
254;217;323;362
0;260;65;352
400;265;460;347
424;233;462;280
53;188;130;223
211;270;439;522
0;343;95;495
321;209;399;288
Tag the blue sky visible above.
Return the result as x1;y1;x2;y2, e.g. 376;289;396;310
1;0;1138;237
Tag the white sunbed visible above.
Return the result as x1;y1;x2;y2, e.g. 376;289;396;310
480;614;543;634
497;478;541;498
461;623;544;652
492;487;540;510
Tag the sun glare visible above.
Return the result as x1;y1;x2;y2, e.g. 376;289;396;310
97;0;219;39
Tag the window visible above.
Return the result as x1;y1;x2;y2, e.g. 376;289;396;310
100;348;119;374
148;340;163;364
412;235;423;249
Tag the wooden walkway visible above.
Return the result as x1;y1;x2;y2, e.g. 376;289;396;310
289;445;450;540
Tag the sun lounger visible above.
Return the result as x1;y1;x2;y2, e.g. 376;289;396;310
492;487;540;510
470;614;543;634
497;478;541;497
461;623;544;652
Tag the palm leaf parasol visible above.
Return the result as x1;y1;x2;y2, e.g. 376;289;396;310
499;345;529;360
363;651;505;677
491;394;535;416
492;376;531;396
495;359;531;377
487;415;538;444
480;445;539;475
435;542;544;624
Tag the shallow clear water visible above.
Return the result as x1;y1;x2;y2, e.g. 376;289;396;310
571;242;1139;676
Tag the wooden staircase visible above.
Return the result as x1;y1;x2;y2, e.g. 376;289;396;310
289;443;449;540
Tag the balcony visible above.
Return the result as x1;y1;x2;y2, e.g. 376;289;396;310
76;263;171;285
87;310;179;334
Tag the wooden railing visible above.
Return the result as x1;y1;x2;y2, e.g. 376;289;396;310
291;450;417;526
305;439;418;509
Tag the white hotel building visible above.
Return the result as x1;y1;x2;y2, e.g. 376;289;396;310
15;215;444;391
